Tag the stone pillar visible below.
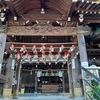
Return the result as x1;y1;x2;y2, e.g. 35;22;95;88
3;58;15;98
34;70;37;94
0;33;6;73
13;60;21;98
77;34;88;66
77;34;90;98
71;52;83;98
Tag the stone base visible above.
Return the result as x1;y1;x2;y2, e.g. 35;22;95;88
86;86;91;91
69;89;73;97
13;90;18;99
86;86;92;98
3;88;12;98
74;88;83;98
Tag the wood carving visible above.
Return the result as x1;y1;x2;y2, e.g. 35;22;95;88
77;25;91;36
7;24;77;36
0;25;8;33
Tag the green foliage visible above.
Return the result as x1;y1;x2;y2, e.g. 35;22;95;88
91;80;100;100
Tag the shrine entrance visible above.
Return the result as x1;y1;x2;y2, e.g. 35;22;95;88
21;63;69;94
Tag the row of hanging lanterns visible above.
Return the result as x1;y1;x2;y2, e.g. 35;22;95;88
5;44;79;65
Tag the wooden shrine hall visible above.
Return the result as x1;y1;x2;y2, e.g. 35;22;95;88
0;0;100;99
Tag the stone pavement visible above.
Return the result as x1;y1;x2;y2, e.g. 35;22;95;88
0;93;84;100
0;96;84;100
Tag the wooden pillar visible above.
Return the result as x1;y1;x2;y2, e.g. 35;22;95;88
13;60;21;98
68;61;73;97
0;33;6;73
34;70;37;94
62;71;65;93
71;52;83;98
3;58;15;98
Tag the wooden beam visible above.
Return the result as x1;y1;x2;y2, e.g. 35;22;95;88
6;26;77;36
4;0;17;16
75;7;100;14
40;0;45;9
13;60;21;98
20;12;65;21
6;42;78;53
87;49;100;52
7;36;13;42
6;42;78;45
67;0;77;21
0;6;9;11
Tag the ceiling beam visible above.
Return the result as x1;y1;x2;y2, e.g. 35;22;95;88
75;7;100;14
67;0;77;21
40;0;45;9
4;0;17;17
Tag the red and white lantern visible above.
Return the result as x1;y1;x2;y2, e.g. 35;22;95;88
34;52;38;59
10;44;14;51
69;45;75;52
25;52;31;59
63;52;70;59
59;45;64;52
63;52;70;64
15;53;20;60
49;46;54;52
42;53;46;59
32;45;37;53
42;53;46;64
20;45;26;52
40;45;45;52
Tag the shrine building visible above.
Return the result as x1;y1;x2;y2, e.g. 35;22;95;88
0;0;100;99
